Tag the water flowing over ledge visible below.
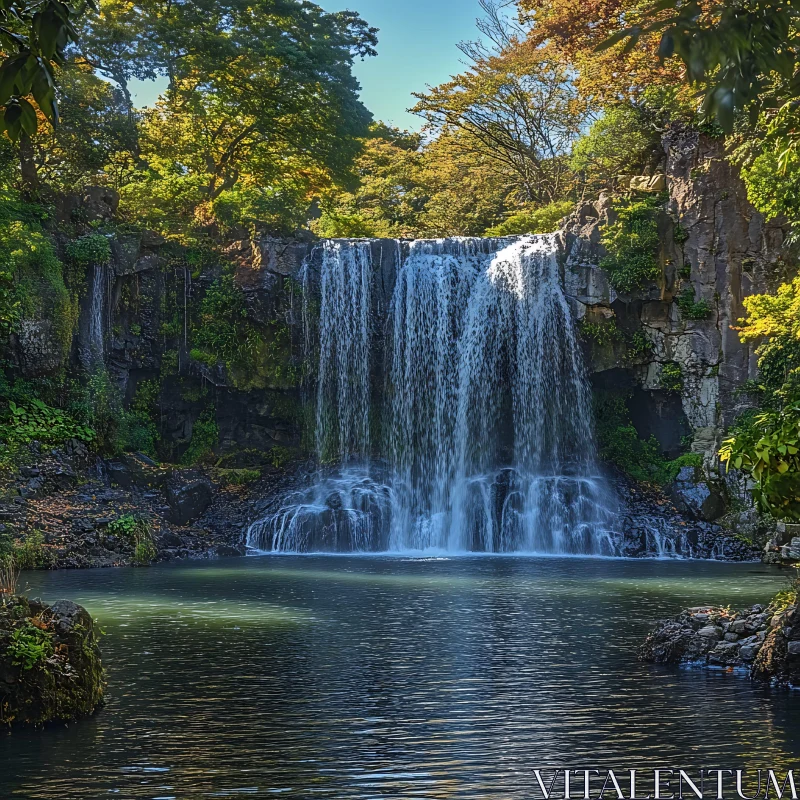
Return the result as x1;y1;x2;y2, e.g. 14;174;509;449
247;235;719;557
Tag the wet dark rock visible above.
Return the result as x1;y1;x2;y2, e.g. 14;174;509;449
669;467;727;521
641;602;800;686
216;544;246;557
119;453;169;488
166;479;213;526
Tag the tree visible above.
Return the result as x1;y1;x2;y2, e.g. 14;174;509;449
517;0;685;104
108;0;378;236
720;277;800;519
313;125;427;238
412;42;586;205
0;0;91;139
32;61;138;191
594;0;800;133
570;104;661;189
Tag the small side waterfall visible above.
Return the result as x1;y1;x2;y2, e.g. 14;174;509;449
79;262;108;370
248;234;619;555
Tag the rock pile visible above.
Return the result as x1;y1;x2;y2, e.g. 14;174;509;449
640;601;800;686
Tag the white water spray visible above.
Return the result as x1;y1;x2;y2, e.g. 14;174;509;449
248;235;617;554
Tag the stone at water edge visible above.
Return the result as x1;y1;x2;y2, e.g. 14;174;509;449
0;596;104;727
640;602;800;686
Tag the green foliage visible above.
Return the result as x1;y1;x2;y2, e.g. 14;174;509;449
740;145;800;229
599;195;663;292
625;331;654;362
720;276;800;519
268;446;292;470
118;379;160;456
594;393;702;484
191;275;298;390
108;514;156;565
483;201;575;237
579;318;622;347
182;408;218;466
6;622;53;671
64;234;111;267
673;224;690;245
0;0;82;139
570;105;659;186
4;398;95;446
721;406;800;521
603;0;800;133
13;531;53;570
675;287;713;320
660;362;684;393
216;468;260;486
192;275;257;369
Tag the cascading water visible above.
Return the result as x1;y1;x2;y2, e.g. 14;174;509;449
79;262;108;370
248;234;618;555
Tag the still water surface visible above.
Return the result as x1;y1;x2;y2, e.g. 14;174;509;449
1;556;799;799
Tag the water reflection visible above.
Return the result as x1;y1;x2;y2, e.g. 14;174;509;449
1;556;797;799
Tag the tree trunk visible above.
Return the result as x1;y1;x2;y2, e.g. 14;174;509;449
19;133;40;199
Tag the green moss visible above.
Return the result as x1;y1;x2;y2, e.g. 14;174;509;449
0;597;104;727
216;468;261;485
600;195;664;293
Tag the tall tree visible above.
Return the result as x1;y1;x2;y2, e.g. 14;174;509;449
412;41;586;205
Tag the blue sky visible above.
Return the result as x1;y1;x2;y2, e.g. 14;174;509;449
130;0;486;131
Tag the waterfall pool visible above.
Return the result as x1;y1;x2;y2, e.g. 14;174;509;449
2;555;798;798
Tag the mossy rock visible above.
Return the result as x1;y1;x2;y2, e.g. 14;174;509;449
0;596;104;727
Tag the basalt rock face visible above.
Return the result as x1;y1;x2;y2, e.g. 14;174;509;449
640;602;800;687
0;596;104;726
562;128;791;468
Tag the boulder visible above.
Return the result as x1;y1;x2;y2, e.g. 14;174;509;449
669;467;727;521
119;453;169;489
0;596;104;727
166;479;212;526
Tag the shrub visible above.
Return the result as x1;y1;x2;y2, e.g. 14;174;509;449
4;398;95;447
108;514;156;565
600;195;663;293
660;362;683;393
64;233;111;266
13;531;53;570
483;200;575;237
625;331;654;362
570;105;659;187
676;288;713;320
579;318;622;347
594;393;702;484
182;409;219;465
720;406;800;520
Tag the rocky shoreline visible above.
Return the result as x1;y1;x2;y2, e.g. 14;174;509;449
639;600;800;687
0;442;311;570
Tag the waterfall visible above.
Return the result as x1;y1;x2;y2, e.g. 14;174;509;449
248;235;617;555
80;263;107;369
314;240;373;463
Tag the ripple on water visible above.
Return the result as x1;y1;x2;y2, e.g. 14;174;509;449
0;556;797;799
